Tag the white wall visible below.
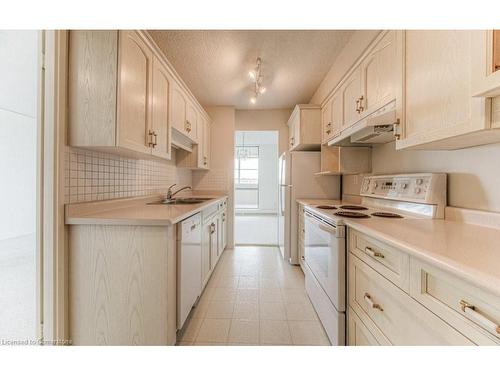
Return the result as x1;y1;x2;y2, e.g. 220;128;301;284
235;109;292;155
235;131;279;214
0;31;38;240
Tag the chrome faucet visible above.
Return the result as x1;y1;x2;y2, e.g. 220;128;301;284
165;184;192;200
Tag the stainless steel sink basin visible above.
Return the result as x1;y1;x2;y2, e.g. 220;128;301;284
148;197;213;205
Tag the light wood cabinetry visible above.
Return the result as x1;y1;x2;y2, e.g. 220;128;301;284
317;145;371;175
341;66;363;131
409;258;500;345
69;224;175;345
348;253;473;345
117;31;153;155
397;30;500;150
298;204;305;272
69;30;210;161
288;104;322;150
360;30;399;118
472;30;500;97
201;200;227;289
348;228;500;346
69;31;167;159
151;55;172;159
176;113;211;170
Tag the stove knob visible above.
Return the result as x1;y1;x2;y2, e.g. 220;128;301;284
373;182;378;188
414;187;422;194
401;183;407;189
416;178;423;185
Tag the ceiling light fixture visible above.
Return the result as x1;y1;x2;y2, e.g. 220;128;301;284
248;57;265;104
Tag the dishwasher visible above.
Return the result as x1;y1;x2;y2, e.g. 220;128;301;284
177;213;202;329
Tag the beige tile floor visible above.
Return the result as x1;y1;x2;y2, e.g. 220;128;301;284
178;246;330;346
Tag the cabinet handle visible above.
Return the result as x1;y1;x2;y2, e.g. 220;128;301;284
355;99;360;113
393;118;401;140
364;293;383;311
191;224;197;231
358;96;364;112
301;256;305;260
326;129;331;134
148;130;155;147
153;131;157;147
459;300;500;335
365;246;385;259
290;137;294;146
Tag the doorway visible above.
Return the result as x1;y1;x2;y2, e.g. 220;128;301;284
234;131;279;246
0;30;41;343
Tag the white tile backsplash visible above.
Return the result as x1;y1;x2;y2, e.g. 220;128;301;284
64;147;192;203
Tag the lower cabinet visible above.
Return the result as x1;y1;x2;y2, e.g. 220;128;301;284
347;228;500;346
298;204;305;272
201;199;228;289
69;224;176;345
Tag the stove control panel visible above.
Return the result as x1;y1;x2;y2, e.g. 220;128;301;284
360;173;446;204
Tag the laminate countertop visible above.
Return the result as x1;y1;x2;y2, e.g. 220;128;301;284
297;199;500;297
65;193;228;226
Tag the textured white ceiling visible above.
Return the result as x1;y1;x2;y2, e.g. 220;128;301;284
148;30;354;110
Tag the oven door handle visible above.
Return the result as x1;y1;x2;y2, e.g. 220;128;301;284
319;223;337;235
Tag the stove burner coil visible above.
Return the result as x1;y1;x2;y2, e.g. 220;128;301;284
316;205;337;210
371;212;404;218
334;211;370;218
339;205;368;211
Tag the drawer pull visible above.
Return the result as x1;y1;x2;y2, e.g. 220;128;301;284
364;293;383;311
459;300;500;335
365;247;385;259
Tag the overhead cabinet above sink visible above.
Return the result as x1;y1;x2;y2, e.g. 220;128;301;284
68;30;211;163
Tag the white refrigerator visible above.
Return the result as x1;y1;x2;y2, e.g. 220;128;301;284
278;151;340;265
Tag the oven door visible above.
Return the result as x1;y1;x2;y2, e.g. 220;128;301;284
304;211;346;312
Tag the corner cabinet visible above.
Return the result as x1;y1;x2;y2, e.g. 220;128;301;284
396;30;500;150
288;104;322;151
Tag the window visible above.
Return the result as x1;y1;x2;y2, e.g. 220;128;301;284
234;146;259;208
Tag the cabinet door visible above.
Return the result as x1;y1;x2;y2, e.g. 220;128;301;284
341;66;362;130
472;30;500;97
399;30;489;149
186;101;198;141
321;98;333;143
203;120;211;169
151;56;171;160
170;82;187;134
361;30;398;117
209;221;218;270
331;91;343;138
201;222;211;288
222;209;227;251
117;30;152;155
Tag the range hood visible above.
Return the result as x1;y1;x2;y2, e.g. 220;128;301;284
171;128;194;152
328;100;398;147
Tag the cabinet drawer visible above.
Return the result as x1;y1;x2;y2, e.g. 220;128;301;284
349;254;473;345
349;229;410;291
348;307;389;346
410;258;500;345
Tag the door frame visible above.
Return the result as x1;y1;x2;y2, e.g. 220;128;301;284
38;30;69;345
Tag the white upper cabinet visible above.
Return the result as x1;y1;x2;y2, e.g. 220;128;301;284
176;111;211;170
150;55;172;160
341;65;363;131
396;30;500;150
360;30;399;117
472;30;500;97
68;30;210;160
288;104;322;151
170;82;187;135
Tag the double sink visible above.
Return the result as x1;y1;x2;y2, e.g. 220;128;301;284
148;197;213;205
